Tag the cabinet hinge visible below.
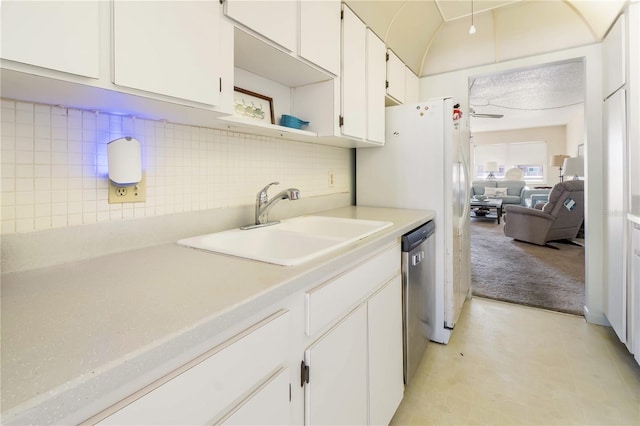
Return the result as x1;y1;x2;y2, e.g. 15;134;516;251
219;0;224;4
289;383;292;401
219;77;222;93
300;361;310;387
385;80;389;89
339;115;344;127
386;52;389;61
340;10;344;19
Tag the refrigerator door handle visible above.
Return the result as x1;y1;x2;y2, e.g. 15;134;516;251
458;144;471;234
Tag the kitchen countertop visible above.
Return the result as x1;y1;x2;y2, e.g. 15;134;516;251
1;206;434;425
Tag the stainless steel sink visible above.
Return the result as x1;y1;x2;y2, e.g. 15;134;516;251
177;216;393;266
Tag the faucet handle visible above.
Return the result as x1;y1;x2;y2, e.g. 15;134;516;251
259;181;279;195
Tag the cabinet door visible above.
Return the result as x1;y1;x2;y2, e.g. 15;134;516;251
602;15;625;98
368;276;404;425
632;224;640;365
0;1;100;78
304;304;367;425
366;29;386;144
96;311;289;425
225;0;296;52
300;0;341;75
386;50;406;104
221;368;290;425
341;6;367;140
604;89;627;344
113;1;220;105
404;66;420;104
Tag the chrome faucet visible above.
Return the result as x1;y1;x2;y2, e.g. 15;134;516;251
241;182;300;230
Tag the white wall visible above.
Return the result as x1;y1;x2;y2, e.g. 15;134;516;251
420;44;606;325
566;109;586;160
0;99;352;235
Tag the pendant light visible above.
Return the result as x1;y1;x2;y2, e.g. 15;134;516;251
469;0;476;35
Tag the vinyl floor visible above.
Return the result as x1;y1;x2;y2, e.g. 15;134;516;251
390;297;640;425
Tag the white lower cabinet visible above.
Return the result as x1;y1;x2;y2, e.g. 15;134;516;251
368;276;404;425
304;304;369;425
631;222;640;365
88;243;404;425
93;310;290;425
303;275;404;426
220;368;291;425
302;243;404;425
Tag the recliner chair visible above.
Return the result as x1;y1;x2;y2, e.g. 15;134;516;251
503;180;584;248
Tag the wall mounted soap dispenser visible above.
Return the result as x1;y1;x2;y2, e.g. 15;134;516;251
107;137;146;203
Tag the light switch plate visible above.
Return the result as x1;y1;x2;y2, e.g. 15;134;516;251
108;174;146;204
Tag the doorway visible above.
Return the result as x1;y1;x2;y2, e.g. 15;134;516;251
467;59;587;315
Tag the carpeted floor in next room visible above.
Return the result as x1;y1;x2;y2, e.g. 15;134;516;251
470;219;585;316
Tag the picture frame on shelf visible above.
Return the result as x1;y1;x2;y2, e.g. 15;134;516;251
233;87;275;125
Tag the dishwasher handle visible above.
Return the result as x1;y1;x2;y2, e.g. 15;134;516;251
412;250;425;266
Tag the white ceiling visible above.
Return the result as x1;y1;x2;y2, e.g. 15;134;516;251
468;60;585;132
344;0;626;76
343;1;616;133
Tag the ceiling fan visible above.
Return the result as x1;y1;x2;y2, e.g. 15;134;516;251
469;108;504;119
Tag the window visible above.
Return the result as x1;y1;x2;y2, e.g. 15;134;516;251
473;142;547;182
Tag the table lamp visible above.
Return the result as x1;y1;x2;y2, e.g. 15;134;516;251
562;157;584;180
484;161;498;180
550;155;569;182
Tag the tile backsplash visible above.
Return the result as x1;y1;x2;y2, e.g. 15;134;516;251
0;99;352;235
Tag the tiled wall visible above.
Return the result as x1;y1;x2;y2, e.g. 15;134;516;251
0;100;352;234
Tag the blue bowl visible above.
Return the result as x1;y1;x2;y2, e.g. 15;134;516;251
280;114;309;130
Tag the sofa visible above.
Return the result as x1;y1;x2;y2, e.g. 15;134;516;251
521;188;552;207
470;180;527;205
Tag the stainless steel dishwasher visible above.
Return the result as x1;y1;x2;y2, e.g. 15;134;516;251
401;220;435;385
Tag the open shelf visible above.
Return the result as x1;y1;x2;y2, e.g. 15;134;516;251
218;115;317;139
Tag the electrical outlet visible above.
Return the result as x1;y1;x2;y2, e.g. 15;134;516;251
108;174;146;203
328;170;335;188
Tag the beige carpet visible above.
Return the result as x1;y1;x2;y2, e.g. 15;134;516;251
470;219;585;315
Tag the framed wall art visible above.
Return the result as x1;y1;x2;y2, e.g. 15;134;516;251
233;87;275;124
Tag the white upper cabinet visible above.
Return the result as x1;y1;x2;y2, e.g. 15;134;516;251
386;49;406;104
404;66;420;104
224;0;297;52
602;14;626;98
0;1;100;78
299;0;341;75
113;0;221;106
366;30;386;144
341;5;367;140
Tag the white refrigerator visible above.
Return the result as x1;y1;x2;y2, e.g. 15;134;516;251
356;98;471;344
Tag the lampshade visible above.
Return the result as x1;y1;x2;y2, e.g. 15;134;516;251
562;157;584;179
550;154;569;167
484;161;498;172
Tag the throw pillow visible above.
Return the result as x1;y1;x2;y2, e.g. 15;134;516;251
484;187;508;197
